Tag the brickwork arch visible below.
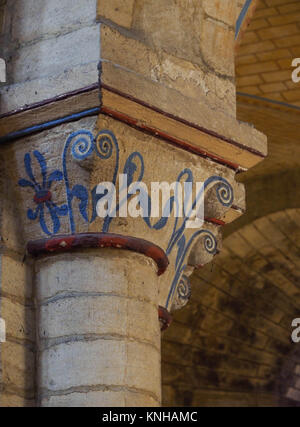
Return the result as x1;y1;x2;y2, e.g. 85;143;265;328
162;209;300;407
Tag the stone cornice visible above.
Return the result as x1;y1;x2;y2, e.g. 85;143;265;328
0;83;266;172
100;85;265;171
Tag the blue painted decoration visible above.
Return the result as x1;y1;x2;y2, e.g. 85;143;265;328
236;0;253;39
19;128;234;307
19;150;68;235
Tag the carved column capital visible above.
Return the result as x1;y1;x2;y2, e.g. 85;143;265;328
11;110;247;330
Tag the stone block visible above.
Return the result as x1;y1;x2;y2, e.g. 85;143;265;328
36;252;158;305
1;255;33;300
203;0;236;26
42;390;158;407
12;0;97;43
1;341;35;391
11;25;100;83
1;297;35;342
97;0;135;28
39;295;160;345
39;339;160;398
200;19;235;77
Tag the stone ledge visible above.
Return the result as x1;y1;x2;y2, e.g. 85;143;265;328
0;82;266;172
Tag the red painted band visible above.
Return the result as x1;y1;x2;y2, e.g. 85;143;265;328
101;106;241;171
158;306;173;331
101;83;266;159
27;232;169;276
204;217;226;226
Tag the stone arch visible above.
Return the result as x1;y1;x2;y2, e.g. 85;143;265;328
162;209;300;406
236;0;261;46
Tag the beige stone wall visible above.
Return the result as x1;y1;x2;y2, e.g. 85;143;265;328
36;250;161;407
99;0;238;134
0;0;100;112
0;154;35;407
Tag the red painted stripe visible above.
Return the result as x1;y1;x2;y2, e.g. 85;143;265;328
101;83;266;159
27;232;169;276
101;106;241;171
204;217;226;226
158;306;173;331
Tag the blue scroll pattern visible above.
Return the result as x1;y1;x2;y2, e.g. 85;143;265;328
19;129;233;307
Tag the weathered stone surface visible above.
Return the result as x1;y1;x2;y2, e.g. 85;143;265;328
35;252;158;304
1;297;35;342
101;61;267;154
0;1;100;113
11;25;100;83
42;390;159;407
101;24;236;117
12;0;97;43
203;0;236;26
97;0;135;28
39;340;160;397
1;255;33;300
1;341;35;393
36;250;161;406
132;0;203;63
200;19;235;76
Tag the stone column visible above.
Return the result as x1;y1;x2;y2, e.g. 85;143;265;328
0;1;267;407
35;250;161;407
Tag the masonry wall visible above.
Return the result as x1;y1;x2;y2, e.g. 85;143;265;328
99;0;238;132
162;209;300;407
0;0;100;111
0;152;35;406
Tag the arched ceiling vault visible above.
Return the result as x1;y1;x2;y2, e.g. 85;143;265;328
162;209;300;407
225;101;300;237
236;0;300;106
227;0;300;236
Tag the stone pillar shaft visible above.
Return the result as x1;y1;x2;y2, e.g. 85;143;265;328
36;250;161;407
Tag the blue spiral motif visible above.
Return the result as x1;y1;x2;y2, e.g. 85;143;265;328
166;228;218;309
93;130;120;231
171;274;191;311
70;131;94;160
216;181;233;207
94;130;116;160
203;231;218;254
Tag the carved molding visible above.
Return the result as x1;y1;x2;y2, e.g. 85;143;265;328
16;126;237;311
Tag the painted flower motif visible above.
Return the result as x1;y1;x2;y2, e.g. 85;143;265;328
18;150;68;235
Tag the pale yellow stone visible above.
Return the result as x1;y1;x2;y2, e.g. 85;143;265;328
203;0;236;26
97;0;135;28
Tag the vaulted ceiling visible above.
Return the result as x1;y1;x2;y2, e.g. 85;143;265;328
162;209;300;407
